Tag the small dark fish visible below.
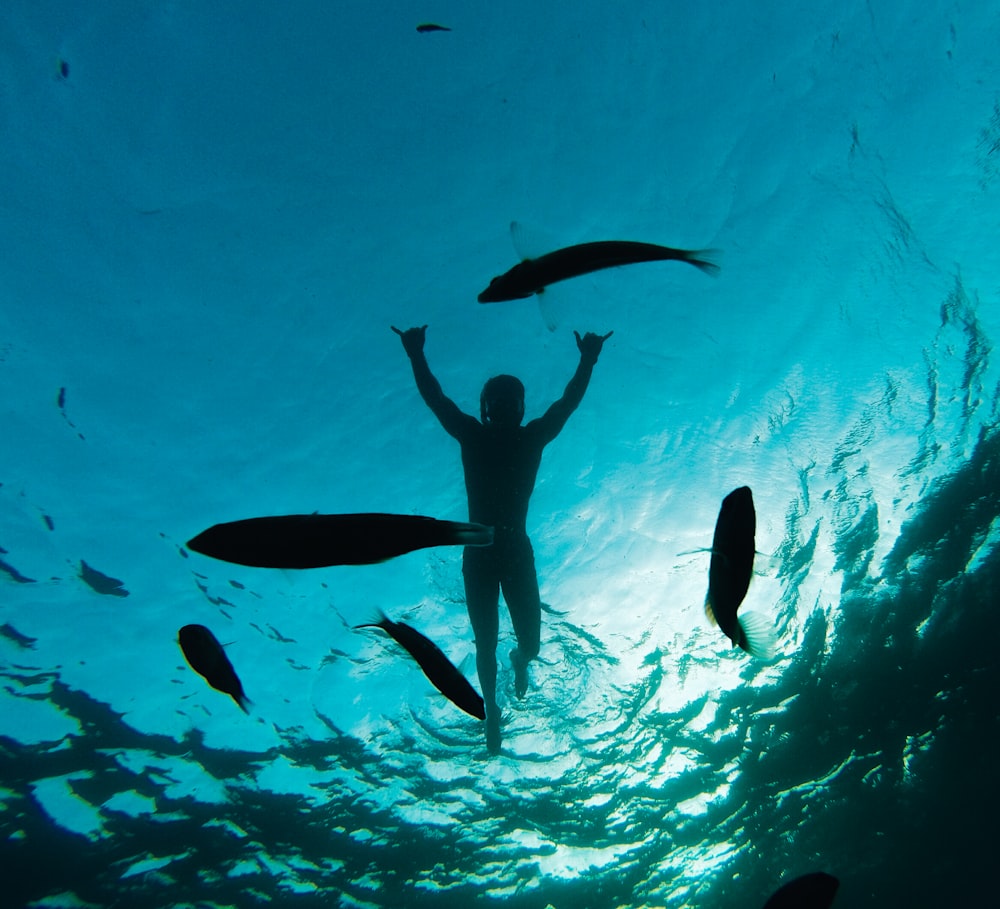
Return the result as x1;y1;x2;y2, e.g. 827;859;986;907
416;23;451;33
478;239;719;302
178;624;250;712
762;872;839;909
356;612;485;720
57;387;85;439
0;622;38;650
187;513;493;569
705;486;775;659
79;559;129;597
0;548;36;584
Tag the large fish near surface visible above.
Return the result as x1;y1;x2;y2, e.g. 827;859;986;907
356;612;485;720
187;513;493;569
178;623;250;712
478;237;719;303
705;486;776;659
762;872;839;908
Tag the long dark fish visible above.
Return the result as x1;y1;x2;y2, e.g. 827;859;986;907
356;612;485;720
178;624;250;712
478;239;719;302
187;513;493;569
416;23;451;32
705;486;775;659
762;872;839;909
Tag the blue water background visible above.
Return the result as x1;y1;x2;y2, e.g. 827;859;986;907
1;1;999;906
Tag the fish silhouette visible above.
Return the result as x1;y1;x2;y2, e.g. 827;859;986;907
178;624;250;712
705;486;775;659
762;871;839;908
187;512;493;569
478;231;719;303
356;612;485;720
416;23;450;33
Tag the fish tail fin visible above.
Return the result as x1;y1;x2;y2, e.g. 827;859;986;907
234;693;252;714
451;522;494;547
354;609;390;632
736;611;776;660
683;248;722;276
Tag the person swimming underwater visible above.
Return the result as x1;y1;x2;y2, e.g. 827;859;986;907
392;324;612;753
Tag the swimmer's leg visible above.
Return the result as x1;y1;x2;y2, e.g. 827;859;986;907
501;538;542;700
463;548;502;754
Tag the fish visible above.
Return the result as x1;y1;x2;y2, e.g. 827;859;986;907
478;236;719;303
416;23;451;33
356;612;485;720
187;513;493;569
762;871;839;909
178;623;250;712
0;621;37;650
705;486;776;659
79;559;129;597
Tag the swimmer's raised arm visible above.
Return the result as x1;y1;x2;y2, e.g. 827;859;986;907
532;330;613;444
392;325;477;440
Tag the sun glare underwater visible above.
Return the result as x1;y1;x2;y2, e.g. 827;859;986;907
2;2;999;907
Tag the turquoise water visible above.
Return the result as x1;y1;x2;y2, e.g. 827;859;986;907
2;2;998;906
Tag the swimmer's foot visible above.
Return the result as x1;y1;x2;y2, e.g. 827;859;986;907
510;648;530;700
485;709;502;755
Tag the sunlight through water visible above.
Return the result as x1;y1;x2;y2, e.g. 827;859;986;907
2;1;999;907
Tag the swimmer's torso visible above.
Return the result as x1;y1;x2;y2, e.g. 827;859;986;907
460;424;544;532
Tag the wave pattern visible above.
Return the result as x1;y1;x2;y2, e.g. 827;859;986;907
2;270;999;909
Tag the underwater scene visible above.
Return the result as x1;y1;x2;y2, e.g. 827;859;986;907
2;2;998;906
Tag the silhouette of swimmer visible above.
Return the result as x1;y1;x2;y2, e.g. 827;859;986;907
393;323;612;753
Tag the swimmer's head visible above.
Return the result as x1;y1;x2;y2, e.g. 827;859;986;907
480;374;525;426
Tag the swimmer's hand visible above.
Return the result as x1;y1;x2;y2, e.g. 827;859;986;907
392;324;428;358
574;330;614;365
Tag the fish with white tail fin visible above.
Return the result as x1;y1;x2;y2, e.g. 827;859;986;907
762;871;839;908
356;612;485;720
705;486;776;659
478;221;719;329
178;624;251;712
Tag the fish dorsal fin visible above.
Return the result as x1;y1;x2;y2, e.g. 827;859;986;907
510;220;560;262
704;595;719;627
